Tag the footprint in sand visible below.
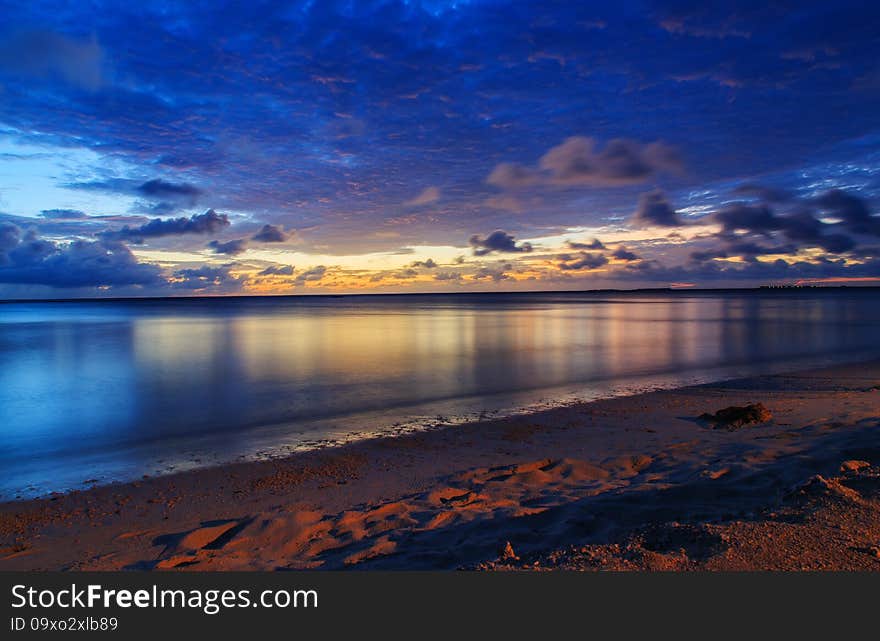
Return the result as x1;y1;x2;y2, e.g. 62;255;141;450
151;517;252;569
144;456;655;570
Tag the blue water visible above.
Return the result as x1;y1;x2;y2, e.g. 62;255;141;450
2;289;880;499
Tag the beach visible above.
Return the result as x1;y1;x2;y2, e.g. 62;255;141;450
2;358;879;571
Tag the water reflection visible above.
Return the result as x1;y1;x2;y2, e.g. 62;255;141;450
2;290;880;497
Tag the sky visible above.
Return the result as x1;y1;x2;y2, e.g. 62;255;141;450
1;0;879;298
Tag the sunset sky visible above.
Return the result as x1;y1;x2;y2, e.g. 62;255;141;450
1;0;879;298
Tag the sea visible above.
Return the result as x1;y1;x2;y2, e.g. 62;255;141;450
2;288;880;498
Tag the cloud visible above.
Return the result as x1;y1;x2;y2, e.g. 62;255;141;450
773;210;856;252
294;265;327;285
677;192;871;266
131;201;179;216
469;230;533;256
632;191;685;227
815;233;857;253
66;177;202;212
409;258;437;268
207;238;248;255
486;163;540;189
487;137;682;190
137;179;202;205
404;186;440;207
40;209;87;219
259;264;294;276
64;178;137;194
0;223;162;288
251;224;290;243
815;189;880;236
713;200;858;252
171;264;241;291
690;238;802;264
566;238;605;250
558;252;608;270
611;246;639;261
714;203;779;235
689;248;727;262
473;266;511;282
539;137;683;186
434;271;462;281
483;194;527;212
1;211;149;240
0;222;23;254
0;30;104;90
100;209;229;243
625;254;880;285
732;183;794;203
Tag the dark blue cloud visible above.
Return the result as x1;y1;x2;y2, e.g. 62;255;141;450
487;137;682;188
712;191;871;253
66;178;203;214
469;230;532;256
207;238;248;255
259;264;294;276
294;265;327;285
40;208;87;219
473;265;512;282
566;238;605;250
623;254;880;284
0;222;163;288
632;191;684;227
136;179;202;205
815;189;880;236
171;264;243;291
612;246;640;261
715;203;781;235
558;252;608;271
100;209;229;243
0;222;21;253
251;224;289;243
731;183;794;203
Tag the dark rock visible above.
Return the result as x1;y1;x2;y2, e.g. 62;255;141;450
785;474;861;503
500;541;518;561
699;403;772;429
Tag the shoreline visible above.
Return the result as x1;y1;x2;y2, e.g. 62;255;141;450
2;359;880;570
3;284;878;305
6;348;878;501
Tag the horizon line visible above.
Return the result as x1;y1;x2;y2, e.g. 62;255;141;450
2;283;879;304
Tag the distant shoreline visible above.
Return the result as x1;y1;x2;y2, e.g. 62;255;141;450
2;283;879;304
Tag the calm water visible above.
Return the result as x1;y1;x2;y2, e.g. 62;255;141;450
2;290;880;499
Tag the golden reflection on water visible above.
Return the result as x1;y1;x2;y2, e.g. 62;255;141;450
131;299;739;397
5;291;880;496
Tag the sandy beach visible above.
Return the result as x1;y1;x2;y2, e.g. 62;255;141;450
2;359;879;571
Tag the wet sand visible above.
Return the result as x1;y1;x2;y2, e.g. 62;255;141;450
2;360;880;571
